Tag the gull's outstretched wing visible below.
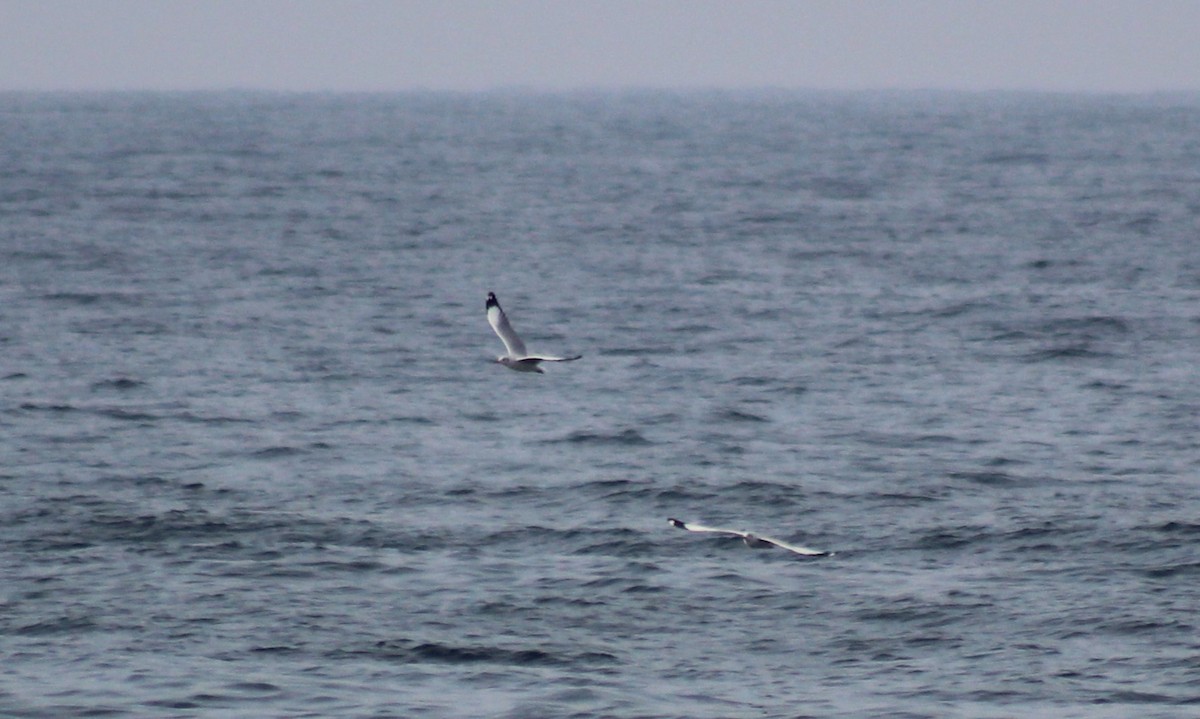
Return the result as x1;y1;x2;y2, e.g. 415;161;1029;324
753;535;830;557
668;518;750;539
523;354;583;363
486;292;527;358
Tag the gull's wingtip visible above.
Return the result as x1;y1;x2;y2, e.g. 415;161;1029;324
486;291;499;308
667;518;685;529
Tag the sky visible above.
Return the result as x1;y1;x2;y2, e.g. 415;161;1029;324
1;0;1198;93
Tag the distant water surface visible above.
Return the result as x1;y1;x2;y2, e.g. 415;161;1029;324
2;90;1200;718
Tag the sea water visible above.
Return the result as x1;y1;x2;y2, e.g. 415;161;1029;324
2;90;1199;718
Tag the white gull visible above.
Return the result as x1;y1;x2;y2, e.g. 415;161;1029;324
668;518;830;557
487;292;581;373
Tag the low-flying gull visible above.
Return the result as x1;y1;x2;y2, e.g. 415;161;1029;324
668;518;830;557
487;292;582;373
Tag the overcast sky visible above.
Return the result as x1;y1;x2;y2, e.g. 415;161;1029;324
2;0;1198;93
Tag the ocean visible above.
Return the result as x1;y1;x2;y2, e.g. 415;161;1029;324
2;90;1199;718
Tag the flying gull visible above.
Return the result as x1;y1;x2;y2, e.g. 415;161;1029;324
487;292;581;373
668;518;830;557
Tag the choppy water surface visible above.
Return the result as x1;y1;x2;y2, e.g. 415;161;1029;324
2;91;1200;718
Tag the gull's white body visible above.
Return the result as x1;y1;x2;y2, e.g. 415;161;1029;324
487;292;581;373
668;518;829;557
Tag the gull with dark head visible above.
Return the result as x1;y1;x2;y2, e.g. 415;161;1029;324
668;518;830;557
487;292;581;373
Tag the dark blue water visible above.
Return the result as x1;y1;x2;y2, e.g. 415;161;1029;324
2;90;1199;718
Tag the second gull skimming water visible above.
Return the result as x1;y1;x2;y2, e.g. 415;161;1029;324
668;518;830;557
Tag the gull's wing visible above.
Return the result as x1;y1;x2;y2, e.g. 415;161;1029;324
523;354;582;363
668;518;750;539
486;292;526;358
753;535;830;557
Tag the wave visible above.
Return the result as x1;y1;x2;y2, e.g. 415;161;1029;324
912;526;991;550
1022;345;1115;362
980;151;1050;165
601;345;677;357
1140;562;1200;579
95;407;160;422
17;401;78;413
946;470;1022;486
712;407;770;423
987;314;1133;363
13;614;100;637
345;639;618;668
1152;521;1200;535
248;445;310;459
90;378;146;392
40;291;147;306
545;428;654;447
